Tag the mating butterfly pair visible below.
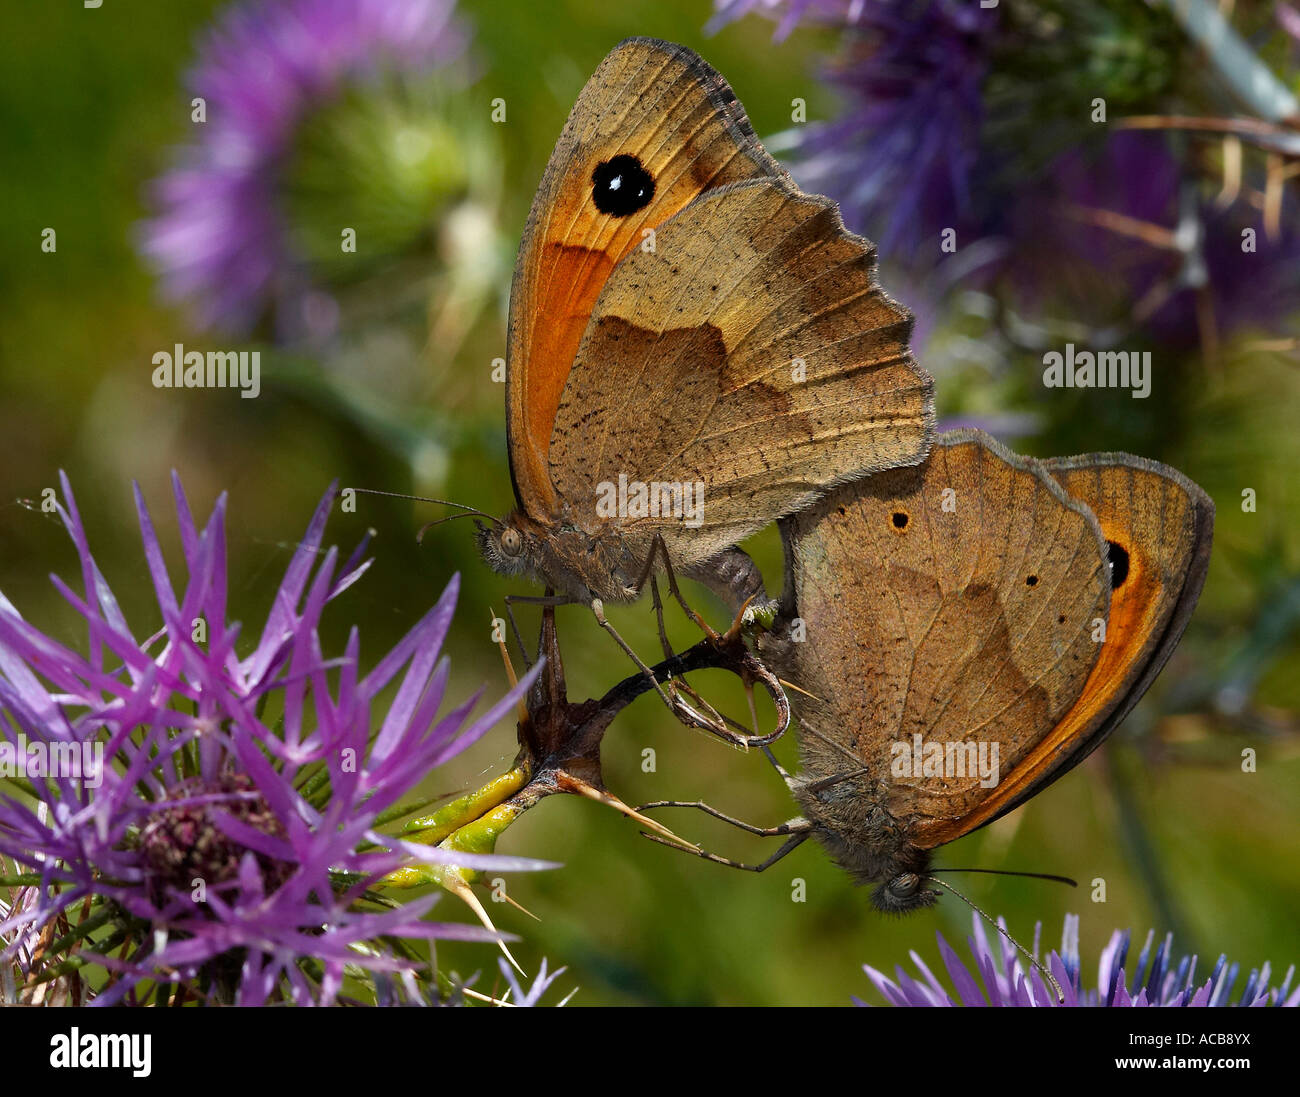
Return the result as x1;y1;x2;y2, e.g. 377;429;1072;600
475;38;1213;908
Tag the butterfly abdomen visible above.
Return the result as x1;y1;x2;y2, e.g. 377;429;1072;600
793;765;931;891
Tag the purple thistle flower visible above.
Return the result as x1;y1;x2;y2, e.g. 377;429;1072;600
0;473;550;1006
138;0;466;336
1007;131;1300;345
712;3;1300;344
1280;2;1300;48
862;913;1300;1007
711;0;998;256
496;956;572;1007
707;0;872;41
367;954;572;1007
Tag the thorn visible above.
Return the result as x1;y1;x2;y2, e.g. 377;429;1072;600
722;594;757;644
777;676;821;702
491;606;527;725
442;871;525;975
560;773;703;854
499;889;541;922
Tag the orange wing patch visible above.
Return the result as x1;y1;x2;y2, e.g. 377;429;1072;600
516;242;616;509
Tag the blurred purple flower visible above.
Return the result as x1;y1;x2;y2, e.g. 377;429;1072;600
1009;131;1300;345
707;0;871;41
1281;3;1300;47
711;0;998;256
0;473;548;1005
138;0;466;337
862;913;1300;1007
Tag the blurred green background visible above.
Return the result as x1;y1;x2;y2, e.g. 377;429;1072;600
1;0;1297;1005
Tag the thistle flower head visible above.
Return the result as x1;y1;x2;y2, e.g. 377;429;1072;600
712;0;998;255
137;0;468;337
1007;131;1300;344
0;474;546;1005
863;913;1299;1007
707;0;872;41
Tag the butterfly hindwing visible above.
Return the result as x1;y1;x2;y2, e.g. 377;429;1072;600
924;453;1216;842
763;430;1110;846
546;178;933;566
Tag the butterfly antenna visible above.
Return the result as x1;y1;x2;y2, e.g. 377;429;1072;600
347;487;501;527
417;512;494;541
930;867;1078;888
925;875;1066;1004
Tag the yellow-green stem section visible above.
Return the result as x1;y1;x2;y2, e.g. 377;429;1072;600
400;762;529;845
384;799;530;890
381;761;531;890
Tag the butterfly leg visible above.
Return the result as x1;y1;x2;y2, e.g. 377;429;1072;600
589;596;705;721
648;576;675;661
636;799;811;870
641;830;809;873
637;541;747;736
595;553;791;748
640;538;777;651
503;592;575;670
633;533;719;641
637;799;809;838
504;584;686;718
647;574;741;734
760;745;799;794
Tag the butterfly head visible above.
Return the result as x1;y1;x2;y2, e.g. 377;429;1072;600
811;814;939;913
871;871;940;914
476;509;650;604
475;512;540;582
829;828;940;914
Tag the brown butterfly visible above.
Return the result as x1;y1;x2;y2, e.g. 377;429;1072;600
476;38;934;621
747;429;1213;911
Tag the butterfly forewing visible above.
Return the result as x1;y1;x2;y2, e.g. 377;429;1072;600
506;38;789;515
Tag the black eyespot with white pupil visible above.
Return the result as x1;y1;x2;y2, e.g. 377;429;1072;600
1107;540;1130;588
591;154;654;217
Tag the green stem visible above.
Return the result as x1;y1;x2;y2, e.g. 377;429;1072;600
398;763;530;844
28;927;129;986
372;790;462;830
41;904;116;957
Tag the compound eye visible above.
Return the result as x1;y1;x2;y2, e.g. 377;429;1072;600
888;872;920;899
499;527;523;557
